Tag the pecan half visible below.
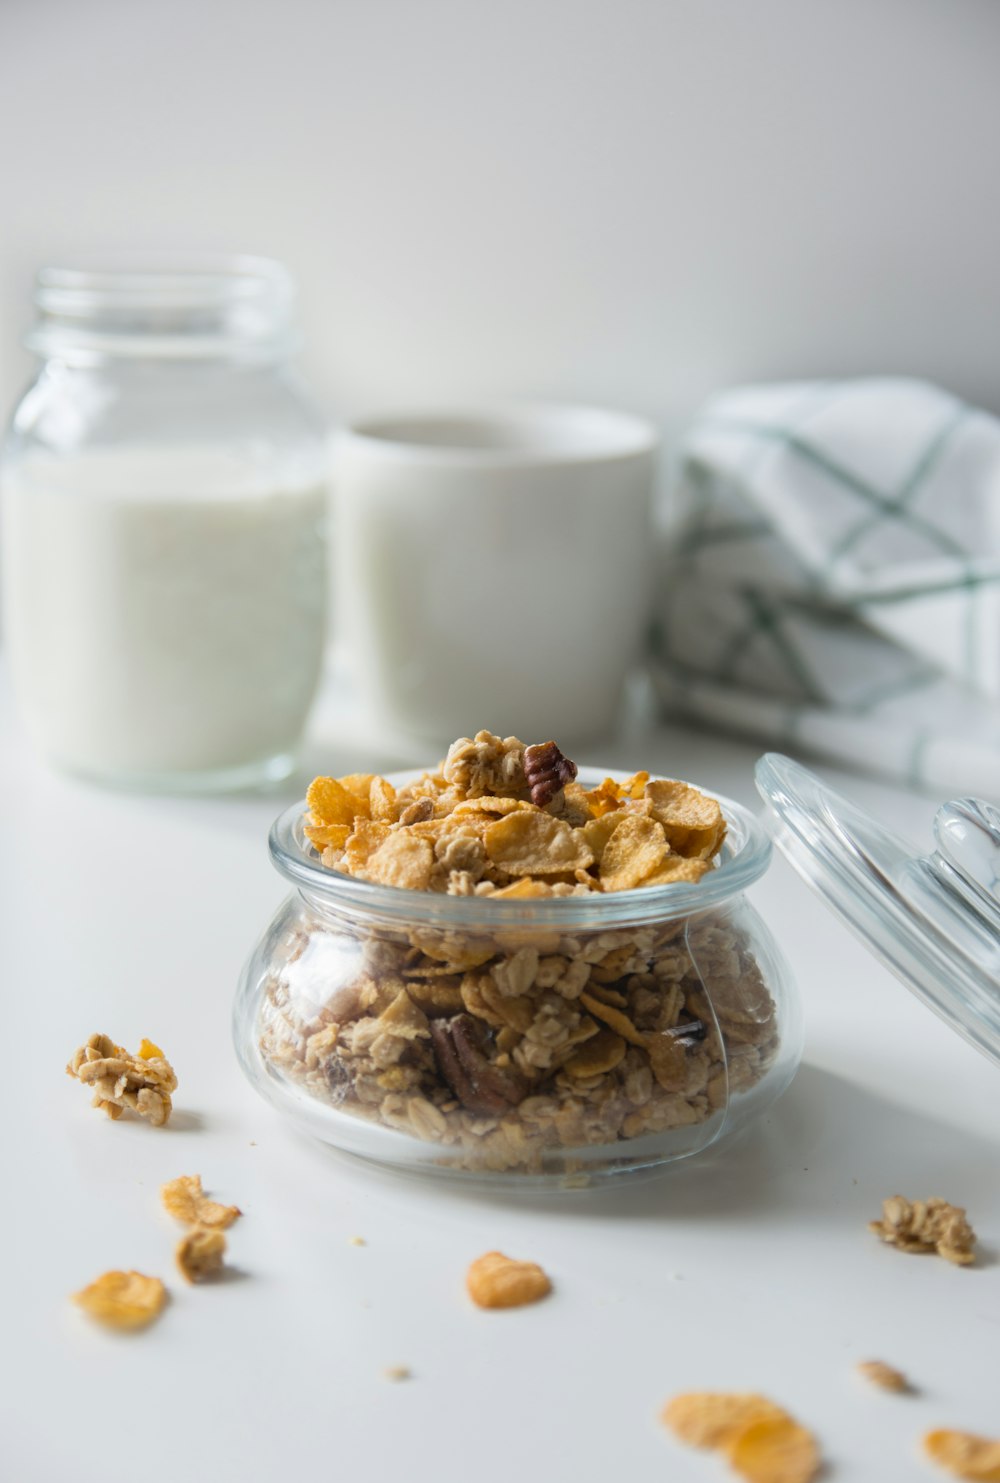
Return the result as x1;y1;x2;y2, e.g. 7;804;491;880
523;741;578;809
429;1014;527;1115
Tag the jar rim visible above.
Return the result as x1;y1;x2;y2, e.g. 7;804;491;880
268;767;772;926
26;254;297;361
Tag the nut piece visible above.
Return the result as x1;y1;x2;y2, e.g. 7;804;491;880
429;1015;527;1115
161;1174;242;1230
176;1227;227;1283
66;1032;177;1127
869;1195;976;1265
856;1360;910;1393
523;741;578;808
72;1270;168;1330
924;1430;1000;1480
466;1251;552;1309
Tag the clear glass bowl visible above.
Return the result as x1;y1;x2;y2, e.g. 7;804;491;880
233;769;802;1186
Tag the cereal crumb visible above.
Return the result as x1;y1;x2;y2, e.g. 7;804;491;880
661;1393;820;1481
856;1359;911;1393
382;1365;412;1382
923;1429;1000;1479
67;1032;177;1126
869;1195;976;1265
175;1227;226;1283
349;1236;366;1246
466;1251;552;1309
72;1270;168;1330
161;1174;241;1229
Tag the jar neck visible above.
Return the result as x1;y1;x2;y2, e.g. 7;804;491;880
27;257;298;366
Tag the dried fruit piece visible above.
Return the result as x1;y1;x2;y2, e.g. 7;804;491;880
856;1360;910;1392
599;815;669;891
523;740;578;808
660;1393;788;1449
161;1174;242;1230
484;811;593;876
176;1227;227;1283
645;778;727;859
67;1032;177;1127
923;1430;1000;1481
466;1251;552;1309
726;1416;820;1483
869;1196;976;1265
72;1270;168;1330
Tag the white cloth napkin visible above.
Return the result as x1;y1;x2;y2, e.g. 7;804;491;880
651;378;1000;796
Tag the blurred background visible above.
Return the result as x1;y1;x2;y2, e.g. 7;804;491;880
3;0;999;439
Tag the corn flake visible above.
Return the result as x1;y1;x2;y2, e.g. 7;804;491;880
564;1027;626;1078
306;775;359;828
73;1270;168;1330
161;1174;242;1230
645;778;726;859
466;1251;552;1309
725;1416;820;1483
579;992;647;1047
924;1430;1000;1481
365;832;435;890
599;815;668;891
484;812;594;876
660;1393;789;1449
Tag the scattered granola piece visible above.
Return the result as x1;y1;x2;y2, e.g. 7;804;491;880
924;1429;1000;1481
66;1033;177;1126
160;1174;242;1230
72;1270;168;1330
726;1416;820;1483
856;1359;911;1393
661;1394;820;1483
523;740;578;808
175;1227;227;1283
349;1235;366;1247
466;1251;552;1309
382;1365;412;1382
869;1195;976;1265
660;1393;789;1450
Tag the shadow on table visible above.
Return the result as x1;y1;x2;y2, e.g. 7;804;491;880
314;1063;996;1235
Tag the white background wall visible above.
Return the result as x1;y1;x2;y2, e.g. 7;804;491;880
2;0;999;445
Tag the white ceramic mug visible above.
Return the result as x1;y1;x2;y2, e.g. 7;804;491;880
334;405;658;743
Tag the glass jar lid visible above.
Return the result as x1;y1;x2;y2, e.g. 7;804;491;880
755;753;1000;1069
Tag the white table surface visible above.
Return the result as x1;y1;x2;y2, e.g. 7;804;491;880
1;667;997;1483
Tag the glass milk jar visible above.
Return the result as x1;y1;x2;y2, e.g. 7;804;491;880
0;258;329;790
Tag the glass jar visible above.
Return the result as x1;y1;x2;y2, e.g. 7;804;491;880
234;770;802;1186
0;257;329;790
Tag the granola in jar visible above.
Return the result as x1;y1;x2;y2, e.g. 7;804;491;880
238;732;799;1179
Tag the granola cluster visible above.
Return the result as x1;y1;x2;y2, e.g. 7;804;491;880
869;1195;977;1266
257;734;780;1173
66;1034;177;1127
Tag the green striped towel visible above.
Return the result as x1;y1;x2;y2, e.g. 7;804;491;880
651;378;1000;794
